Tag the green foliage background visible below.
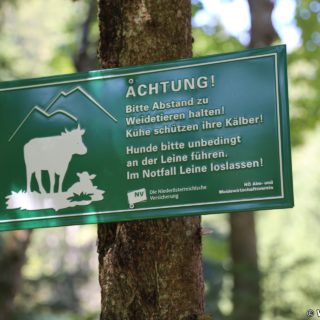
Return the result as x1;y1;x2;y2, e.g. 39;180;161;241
0;0;319;319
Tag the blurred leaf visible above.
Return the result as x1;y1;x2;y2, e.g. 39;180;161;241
193;26;243;57
192;0;204;17
203;235;229;263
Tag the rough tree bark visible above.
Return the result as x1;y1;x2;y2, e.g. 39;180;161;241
230;1;278;319
97;1;205;319
0;230;32;320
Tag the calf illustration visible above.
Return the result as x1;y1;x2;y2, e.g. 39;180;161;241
24;126;87;194
68;172;97;195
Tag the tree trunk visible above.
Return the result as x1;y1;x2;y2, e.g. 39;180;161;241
0;230;32;320
97;1;204;319
248;0;278;48
229;213;261;320
74;0;98;72
230;1;278;319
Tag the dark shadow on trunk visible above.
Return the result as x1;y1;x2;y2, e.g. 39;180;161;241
0;230;32;320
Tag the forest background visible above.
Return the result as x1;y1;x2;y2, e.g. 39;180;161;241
0;0;319;319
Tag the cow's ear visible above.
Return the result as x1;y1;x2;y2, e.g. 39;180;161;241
90;174;96;179
77;124;85;135
77;172;81;178
62;128;69;136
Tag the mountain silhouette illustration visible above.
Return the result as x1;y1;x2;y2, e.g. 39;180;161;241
9;86;117;143
45;87;117;123
9;107;78;143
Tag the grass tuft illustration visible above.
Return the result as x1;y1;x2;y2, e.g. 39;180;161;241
67;192;93;202
6;188;105;211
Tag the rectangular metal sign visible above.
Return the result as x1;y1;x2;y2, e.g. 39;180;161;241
0;45;293;231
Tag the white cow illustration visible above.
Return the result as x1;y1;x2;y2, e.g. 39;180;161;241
24;126;87;194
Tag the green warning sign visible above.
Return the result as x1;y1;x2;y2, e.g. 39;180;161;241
0;45;293;231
